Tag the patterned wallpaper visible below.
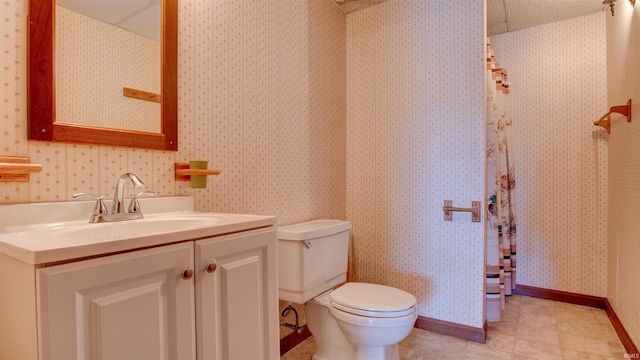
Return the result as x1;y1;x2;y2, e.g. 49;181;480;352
56;6;161;133
346;0;486;328
605;0;640;346
491;12;608;297
1;0;346;219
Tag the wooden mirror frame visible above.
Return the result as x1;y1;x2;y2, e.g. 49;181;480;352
27;0;178;151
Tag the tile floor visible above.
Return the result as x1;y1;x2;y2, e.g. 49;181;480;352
281;295;631;360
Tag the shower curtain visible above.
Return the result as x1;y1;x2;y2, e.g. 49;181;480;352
486;42;517;322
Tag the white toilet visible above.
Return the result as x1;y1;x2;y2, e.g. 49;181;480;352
278;220;417;360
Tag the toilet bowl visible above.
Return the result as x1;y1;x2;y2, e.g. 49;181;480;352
306;291;357;360
277;220;418;360
327;282;417;360
307;284;417;360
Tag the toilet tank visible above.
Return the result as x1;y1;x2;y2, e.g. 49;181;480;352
277;220;351;304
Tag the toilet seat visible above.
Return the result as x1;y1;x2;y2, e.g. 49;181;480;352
330;282;417;318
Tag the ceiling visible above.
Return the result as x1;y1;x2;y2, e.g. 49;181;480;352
57;0;160;41
60;0;611;42
331;0;609;36
330;0;392;13
486;0;607;36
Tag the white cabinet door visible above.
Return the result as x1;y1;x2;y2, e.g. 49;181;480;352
195;226;278;360
37;242;196;360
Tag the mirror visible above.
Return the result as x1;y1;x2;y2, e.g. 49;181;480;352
28;0;178;151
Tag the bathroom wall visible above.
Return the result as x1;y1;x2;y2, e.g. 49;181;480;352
177;0;346;225
346;0;486;328
491;12;609;297
605;0;640;346
1;0;346;217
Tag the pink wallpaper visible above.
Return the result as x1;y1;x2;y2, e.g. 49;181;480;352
606;0;640;347
1;0;346;223
56;6;161;133
346;0;486;328
491;13;608;297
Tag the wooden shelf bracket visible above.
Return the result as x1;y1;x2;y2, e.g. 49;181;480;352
594;98;632;133
0;157;43;182
174;163;220;188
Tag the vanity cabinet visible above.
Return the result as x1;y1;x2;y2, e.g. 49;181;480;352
38;242;196;360
0;226;278;360
195;228;279;360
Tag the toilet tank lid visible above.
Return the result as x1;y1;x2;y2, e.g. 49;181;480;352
278;219;351;241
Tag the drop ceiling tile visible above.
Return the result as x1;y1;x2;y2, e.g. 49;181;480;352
332;0;391;13
491;0;604;35
488;0;508;25
507;0;603;22
119;3;161;41
488;22;509;36
57;0;153;25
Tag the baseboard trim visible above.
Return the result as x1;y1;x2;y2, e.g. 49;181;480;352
513;284;606;308
279;326;311;356
415;316;487;344
514;284;638;355
605;299;639;356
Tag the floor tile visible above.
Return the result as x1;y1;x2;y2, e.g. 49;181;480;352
519;295;552;305
418;331;468;355
593;308;610;323
513;338;563;360
516;323;561;346
518;311;557;330
488;319;517;336
599;321;618;333
462;342;511;360
399;328;431;348
557;317;604;338
606;338;629;360
519;301;557;318
556;308;597;322
555;302;595;314
562;348;614;360
560;332;612;357
401;347;463;360
517;356;562;360
483;329;516;353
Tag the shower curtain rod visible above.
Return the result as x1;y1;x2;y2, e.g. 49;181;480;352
593;99;632;134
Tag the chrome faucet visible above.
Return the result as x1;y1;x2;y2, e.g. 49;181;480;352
73;173;155;223
112;173;145;214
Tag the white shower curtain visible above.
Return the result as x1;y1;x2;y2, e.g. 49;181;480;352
486;42;517;322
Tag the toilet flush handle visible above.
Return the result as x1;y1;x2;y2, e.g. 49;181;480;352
301;240;312;249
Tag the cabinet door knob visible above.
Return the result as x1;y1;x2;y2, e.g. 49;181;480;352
181;267;194;280
206;262;217;273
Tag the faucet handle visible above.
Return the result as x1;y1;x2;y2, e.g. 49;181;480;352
72;192;101;200
73;192;109;221
128;190;155;214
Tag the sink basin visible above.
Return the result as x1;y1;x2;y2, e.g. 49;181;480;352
49;215;227;243
0;197;277;264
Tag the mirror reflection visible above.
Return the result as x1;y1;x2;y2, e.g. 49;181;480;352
28;0;177;150
54;0;161;133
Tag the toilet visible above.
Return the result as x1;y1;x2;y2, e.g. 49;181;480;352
278;220;417;360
